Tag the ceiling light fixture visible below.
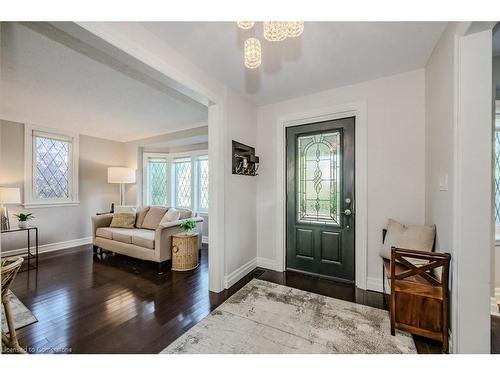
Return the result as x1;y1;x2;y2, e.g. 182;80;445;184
263;21;288;42
286;21;304;38
244;38;262;69
237;21;304;69
237;21;255;30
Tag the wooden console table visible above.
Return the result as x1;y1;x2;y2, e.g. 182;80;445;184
1;226;39;271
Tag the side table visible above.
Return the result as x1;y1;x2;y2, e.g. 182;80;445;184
171;233;199;271
0;226;39;271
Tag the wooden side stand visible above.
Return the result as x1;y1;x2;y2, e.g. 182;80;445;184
383;247;451;353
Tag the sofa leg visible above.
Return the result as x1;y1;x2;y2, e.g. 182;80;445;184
93;245;99;254
158;261;167;273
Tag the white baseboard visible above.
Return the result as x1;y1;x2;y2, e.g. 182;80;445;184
1;236;92;257
224;257;257;289
366;277;385;293
256;257;283;272
202;236;208;244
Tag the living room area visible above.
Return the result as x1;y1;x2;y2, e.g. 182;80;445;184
1;6;500;366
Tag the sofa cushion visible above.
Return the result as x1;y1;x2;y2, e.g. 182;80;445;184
112;228;135;244
160;208;180;226
96;227;113;240
380;219;435;260
135;206;150;228
178;208;193;220
142;207;168;230
131;229;155;249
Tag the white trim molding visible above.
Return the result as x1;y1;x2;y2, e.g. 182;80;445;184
274;101;368;289
223;257;257;289
256;257;281;272
23;123;80;208
1;236;92;257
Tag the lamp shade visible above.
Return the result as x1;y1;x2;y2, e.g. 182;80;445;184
0;187;21;204
108;167;136;184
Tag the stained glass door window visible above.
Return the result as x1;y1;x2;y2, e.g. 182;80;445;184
296;131;341;225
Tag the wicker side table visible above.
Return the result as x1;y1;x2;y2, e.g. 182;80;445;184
171;233;199;271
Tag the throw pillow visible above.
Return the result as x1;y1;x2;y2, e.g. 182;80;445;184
380;218;435;260
142;206;168;230
135;206;150;228
160;208;180;226
110;212;136;228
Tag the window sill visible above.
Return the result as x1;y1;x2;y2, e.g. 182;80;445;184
24;201;80;209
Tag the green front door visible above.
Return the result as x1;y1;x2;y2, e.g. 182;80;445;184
286;117;355;282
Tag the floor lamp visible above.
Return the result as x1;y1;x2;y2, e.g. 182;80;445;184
0;187;21;231
107;167;136;206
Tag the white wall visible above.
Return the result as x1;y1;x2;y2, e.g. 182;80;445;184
0;120;123;251
256;69;426;286
224;86;257;282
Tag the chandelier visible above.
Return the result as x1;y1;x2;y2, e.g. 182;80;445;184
237;21;304;69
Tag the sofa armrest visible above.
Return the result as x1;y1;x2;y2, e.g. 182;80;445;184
155;217;204;261
91;214;113;237
158;216;204;229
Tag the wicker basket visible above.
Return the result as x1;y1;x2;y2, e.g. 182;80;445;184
171;233;199;271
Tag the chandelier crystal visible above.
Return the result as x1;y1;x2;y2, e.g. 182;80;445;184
244;38;261;69
263;21;287;42
237;21;255;30
286;21;304;37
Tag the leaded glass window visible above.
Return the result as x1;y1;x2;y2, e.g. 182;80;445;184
495;114;500;225
34;135;71;199
174;157;192;208
296;131;341;225
198;156;209;212
148;159;167;206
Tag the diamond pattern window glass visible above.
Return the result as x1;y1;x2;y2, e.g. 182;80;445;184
34;135;71;199
296;131;341;225
148;159;167;206
495;115;500;225
198;156;209;211
174;158;192;208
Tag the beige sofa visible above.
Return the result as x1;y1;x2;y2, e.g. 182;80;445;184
91;206;203;270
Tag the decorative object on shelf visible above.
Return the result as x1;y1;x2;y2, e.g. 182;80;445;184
244;38;262;69
171;233;199;272
237;21;304;69
107;167;136;206
14;212;34;229
0;187;21;231
232;140;260;176
180;219;197;236
237;21;255;30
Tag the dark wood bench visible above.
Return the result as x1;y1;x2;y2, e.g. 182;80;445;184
382;231;451;353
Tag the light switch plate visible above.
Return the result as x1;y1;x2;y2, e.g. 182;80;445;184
439;174;449;191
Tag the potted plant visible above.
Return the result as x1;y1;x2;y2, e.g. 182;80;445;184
179;219;196;236
14;212;34;229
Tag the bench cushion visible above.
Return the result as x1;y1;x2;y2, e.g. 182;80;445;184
380;219;435;260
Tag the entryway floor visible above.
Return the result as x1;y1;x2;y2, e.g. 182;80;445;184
8;244;488;353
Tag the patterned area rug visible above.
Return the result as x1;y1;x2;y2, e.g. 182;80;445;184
162;279;416;354
1;290;37;332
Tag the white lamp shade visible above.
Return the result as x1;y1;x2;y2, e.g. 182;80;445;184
0;187;21;204
107;167;136;184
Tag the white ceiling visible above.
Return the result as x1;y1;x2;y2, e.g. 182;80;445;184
142;22;447;105
0;22;208;142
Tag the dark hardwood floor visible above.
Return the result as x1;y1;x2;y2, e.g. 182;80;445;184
6;244;477;354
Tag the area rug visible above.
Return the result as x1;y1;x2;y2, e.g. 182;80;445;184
1;291;37;332
162;279;416;354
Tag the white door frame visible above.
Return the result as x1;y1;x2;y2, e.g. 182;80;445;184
275;101;368;289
